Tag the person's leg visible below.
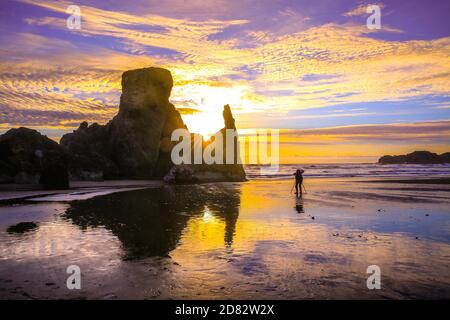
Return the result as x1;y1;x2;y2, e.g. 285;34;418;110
299;180;303;195
295;181;299;194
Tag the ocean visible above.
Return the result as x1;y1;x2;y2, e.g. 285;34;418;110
244;163;450;180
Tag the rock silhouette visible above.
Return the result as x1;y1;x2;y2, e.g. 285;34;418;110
0;127;69;189
379;151;450;164
60;67;187;180
164;104;246;183
58;67;245;182
1;67;246;184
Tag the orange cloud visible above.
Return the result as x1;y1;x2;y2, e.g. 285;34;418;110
0;0;448;144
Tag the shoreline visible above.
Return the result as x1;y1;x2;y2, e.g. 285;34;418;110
0;180;163;203
1;175;449;203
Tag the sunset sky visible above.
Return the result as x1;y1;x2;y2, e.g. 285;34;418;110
0;0;449;163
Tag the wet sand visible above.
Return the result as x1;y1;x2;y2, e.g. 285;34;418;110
0;177;449;299
0;180;162;202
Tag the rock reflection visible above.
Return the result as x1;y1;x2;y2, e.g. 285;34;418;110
64;184;241;259
7;221;39;234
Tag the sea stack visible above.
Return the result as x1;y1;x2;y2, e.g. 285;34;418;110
378;151;450;164
59;66;245;182
164;103;247;183
60;67;187;180
1;67;246;184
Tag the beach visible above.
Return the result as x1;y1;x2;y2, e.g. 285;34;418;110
1;167;450;299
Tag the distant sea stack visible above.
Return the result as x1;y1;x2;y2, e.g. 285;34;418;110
378;151;450;164
0;67;246;186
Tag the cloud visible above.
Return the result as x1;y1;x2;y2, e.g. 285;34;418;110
280;120;450;142
0;0;448;141
343;3;385;17
236;120;450;161
431;105;450;110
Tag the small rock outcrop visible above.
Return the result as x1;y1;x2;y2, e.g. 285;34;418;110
164;104;247;183
378;151;450;164
7;221;38;234
0;127;69;189
196;104;246;181
439;152;450;163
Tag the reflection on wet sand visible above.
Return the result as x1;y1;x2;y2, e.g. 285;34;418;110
295;196;305;214
64;184;241;259
1;178;450;299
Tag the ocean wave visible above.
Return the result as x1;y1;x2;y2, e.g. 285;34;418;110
244;164;450;179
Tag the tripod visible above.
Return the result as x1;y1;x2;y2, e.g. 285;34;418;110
290;181;307;194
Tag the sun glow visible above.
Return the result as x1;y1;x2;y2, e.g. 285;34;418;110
182;111;224;140
173;83;256;139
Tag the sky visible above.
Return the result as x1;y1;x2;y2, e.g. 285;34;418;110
0;0;449;163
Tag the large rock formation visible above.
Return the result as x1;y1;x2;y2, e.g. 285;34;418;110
60;67;187;180
60;67;245;182
1;67;245;184
378;151;450;164
0;127;69;189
